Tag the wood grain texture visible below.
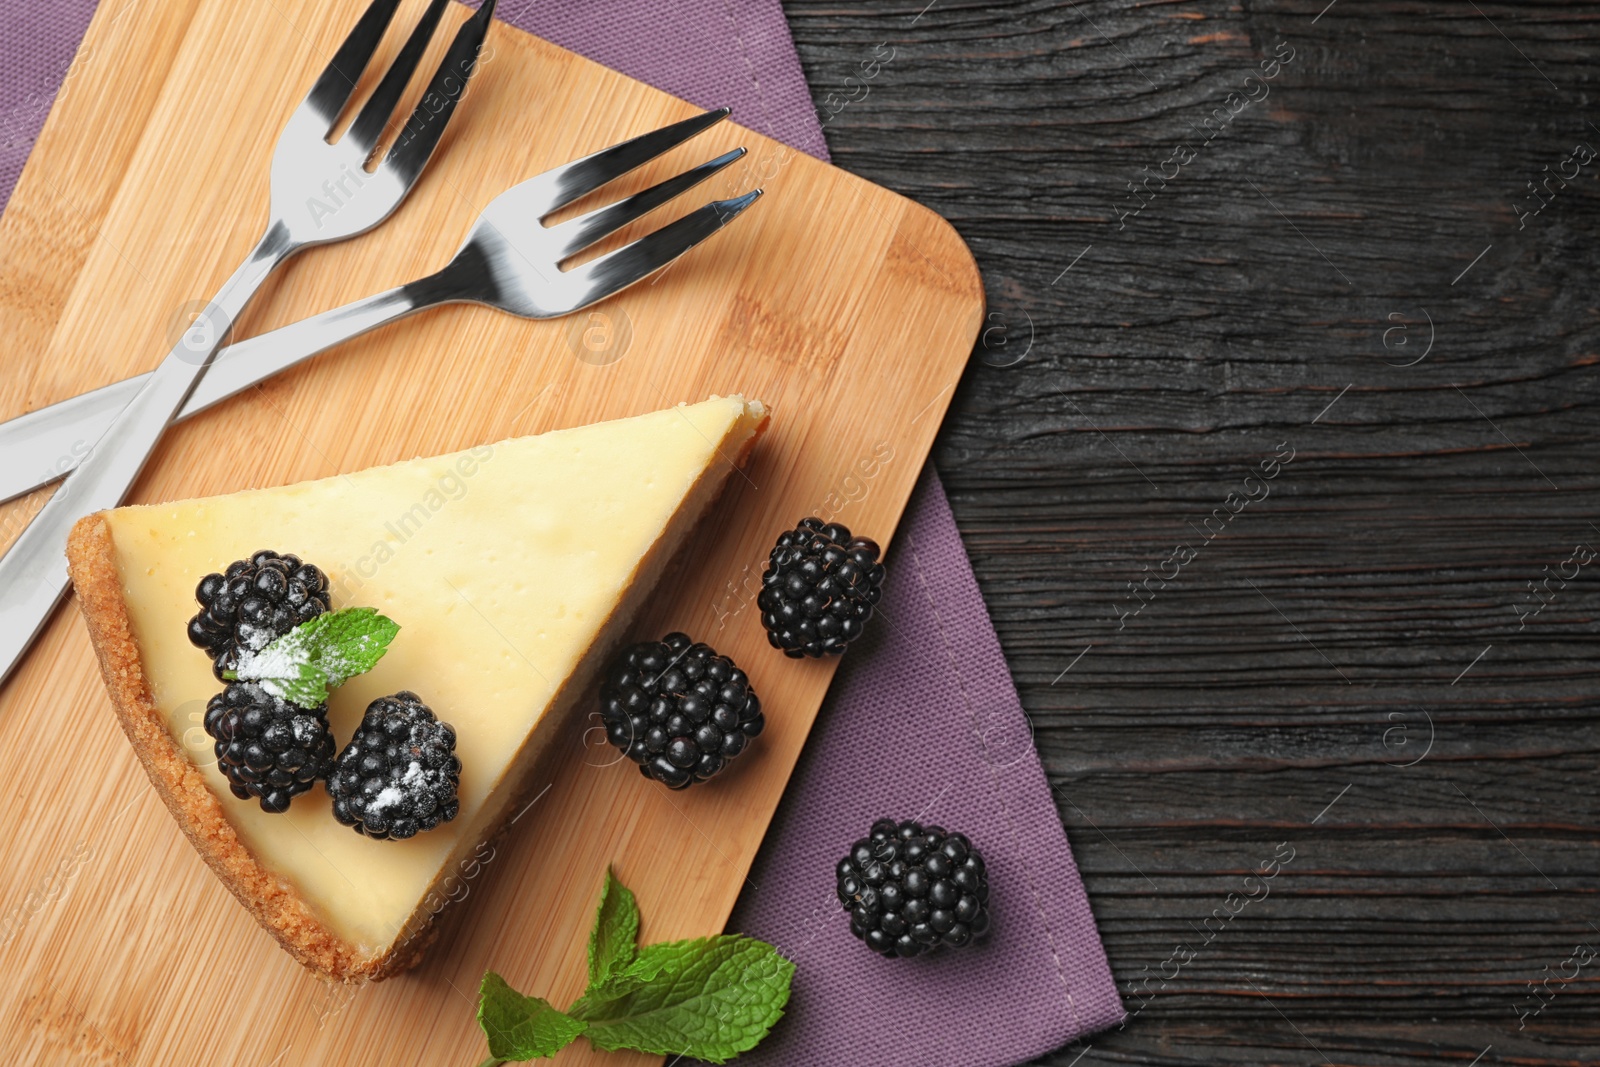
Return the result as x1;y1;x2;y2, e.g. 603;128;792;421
783;0;1600;1063
0;1;981;1063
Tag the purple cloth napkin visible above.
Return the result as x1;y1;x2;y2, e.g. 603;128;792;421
0;2;1123;1062
731;470;1125;1064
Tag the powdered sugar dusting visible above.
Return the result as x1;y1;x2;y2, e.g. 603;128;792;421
368;786;405;812
238;621;277;652
232;641;310;682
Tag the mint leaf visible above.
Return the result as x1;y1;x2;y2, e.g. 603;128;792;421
570;937;795;1064
477;971;586;1060
225;607;399;706
587;867;639;990
289;607;400;687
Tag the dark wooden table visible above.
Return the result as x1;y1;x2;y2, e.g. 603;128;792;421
784;1;1600;1062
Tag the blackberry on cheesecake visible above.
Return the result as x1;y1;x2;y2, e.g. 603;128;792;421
327;692;461;840
188;550;332;680
204;683;335;813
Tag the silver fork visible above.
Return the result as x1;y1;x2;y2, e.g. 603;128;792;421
0;109;760;504
0;0;496;686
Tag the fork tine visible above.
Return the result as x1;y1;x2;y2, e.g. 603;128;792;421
539;108;733;218
345;0;452;157
302;0;405;130
549;147;747;262
382;0;498;184
560;190;762;311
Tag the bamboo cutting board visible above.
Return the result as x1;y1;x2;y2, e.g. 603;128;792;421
0;1;981;1063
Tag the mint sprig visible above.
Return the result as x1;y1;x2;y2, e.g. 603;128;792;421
475;868;794;1064
223;607;399;706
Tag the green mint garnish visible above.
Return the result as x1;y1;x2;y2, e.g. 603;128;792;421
477;972;586;1061
223;607;399;707
571;936;795;1063
587;867;639;989
474;868;794;1064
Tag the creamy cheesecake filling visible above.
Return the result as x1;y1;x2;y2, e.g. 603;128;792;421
102;396;765;953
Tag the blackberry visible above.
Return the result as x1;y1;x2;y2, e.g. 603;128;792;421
188;550;332;681
204;683;335;813
758;518;885;657
836;819;990;958
598;633;763;790
327;692;461;840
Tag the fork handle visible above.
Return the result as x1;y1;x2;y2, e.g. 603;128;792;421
0;225;294;688
183;274;449;416
0;272;456;507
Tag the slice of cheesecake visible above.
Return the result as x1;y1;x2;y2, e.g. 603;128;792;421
66;395;767;981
